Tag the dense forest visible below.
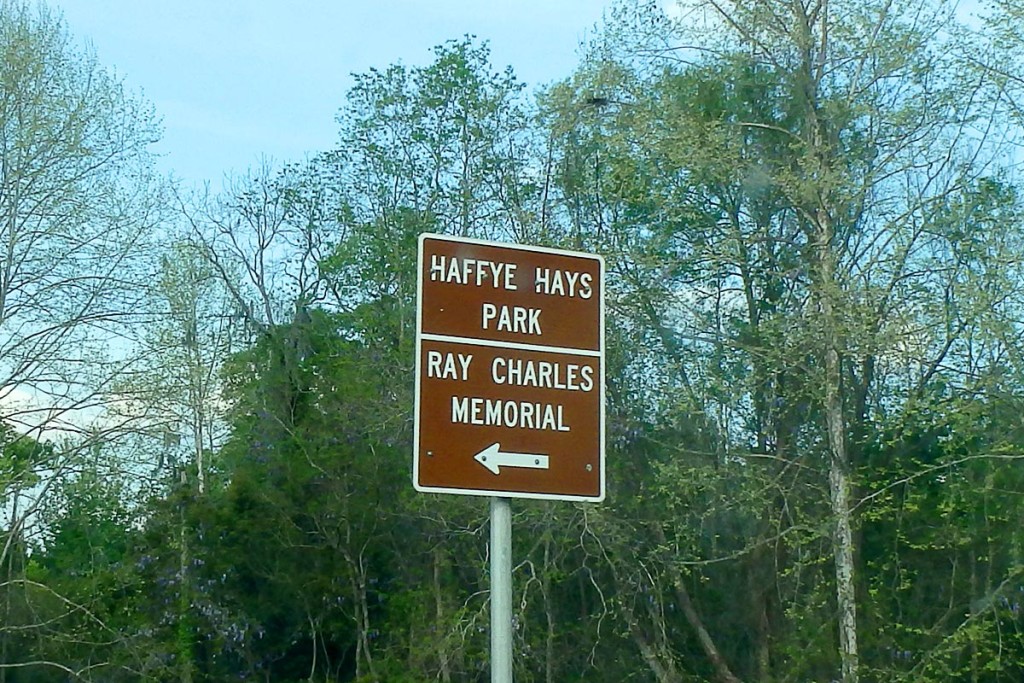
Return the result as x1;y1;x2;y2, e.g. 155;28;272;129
5;0;1024;680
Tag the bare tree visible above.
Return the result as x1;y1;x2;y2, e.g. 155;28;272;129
0;1;167;673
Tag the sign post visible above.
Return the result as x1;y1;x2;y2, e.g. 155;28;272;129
490;497;512;683
413;233;605;681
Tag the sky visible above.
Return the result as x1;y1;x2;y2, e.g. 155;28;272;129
54;0;612;190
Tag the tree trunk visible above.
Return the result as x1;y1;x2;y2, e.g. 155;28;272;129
816;217;859;683
671;573;743;683
623;600;680;683
0;490;18;683
433;546;452;683
653;525;742;683
179;492;194;683
543;536;555;683
795;0;861;670
828;423;859;683
346;546;377;682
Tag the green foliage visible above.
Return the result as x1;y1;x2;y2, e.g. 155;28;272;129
0;423;48;502
13;1;1024;682
327;37;532;242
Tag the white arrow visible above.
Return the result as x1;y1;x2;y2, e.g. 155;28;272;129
474;443;549;475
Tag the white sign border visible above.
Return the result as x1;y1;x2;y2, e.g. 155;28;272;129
412;232;606;503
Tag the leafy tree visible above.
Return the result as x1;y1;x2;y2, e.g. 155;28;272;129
540;1;1024;681
323;37;535;245
157;37;544;681
25;460;152;681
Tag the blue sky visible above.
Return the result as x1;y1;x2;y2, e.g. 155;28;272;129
55;0;611;189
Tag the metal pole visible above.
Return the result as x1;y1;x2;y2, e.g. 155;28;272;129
490;497;513;683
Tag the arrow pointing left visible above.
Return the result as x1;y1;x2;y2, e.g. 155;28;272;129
474;443;549;475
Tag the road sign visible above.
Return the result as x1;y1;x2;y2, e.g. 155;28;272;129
413;233;605;502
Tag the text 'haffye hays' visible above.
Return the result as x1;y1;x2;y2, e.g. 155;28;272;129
430;255;593;299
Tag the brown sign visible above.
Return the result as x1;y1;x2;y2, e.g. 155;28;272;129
413;234;605;501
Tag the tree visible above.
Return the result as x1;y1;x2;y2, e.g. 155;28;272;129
325;37;535;245
0;0;166;675
157;38;543;681
27;457;152;681
540;0;1024;680
0;0;165;437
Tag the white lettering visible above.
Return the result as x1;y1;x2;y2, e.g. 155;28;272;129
430;254;445;281
427;351;473;380
520;401;535;429
528;308;541;335
486;357;596;392
551;271;565;296
480;304;542;335
580;365;594;392
579;272;593;299
456;353;472;381
492;357;506;384
427;350;443;377
507;357;521;384
452;396;470;422
513;306;527;332
537;361;552;387
482;302;497;329
487;399;502;425
449;396;571;432
554;364;566;390
566;364;578;390
534;267;595;299
522;360;537;386
503;401;518;426
534;267;550;294
541;405;557;430
505;263;518;290
564;270;580;295
448;257;464;284
427;255;519;289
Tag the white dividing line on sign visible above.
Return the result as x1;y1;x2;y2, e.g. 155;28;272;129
420;332;600;357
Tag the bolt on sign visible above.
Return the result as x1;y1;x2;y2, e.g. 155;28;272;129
413;233;605;502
